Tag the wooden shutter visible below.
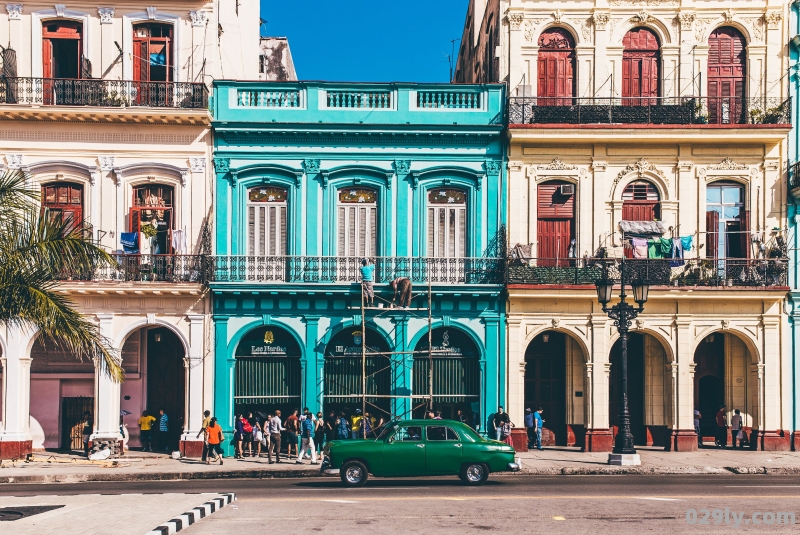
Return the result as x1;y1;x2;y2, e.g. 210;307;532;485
537;29;575;106
247;206;256;255
706;211;719;258
708;27;746;124
622;28;660;102
738;209;750;259
537;182;574;219
337;206;346;255
133;39;148;82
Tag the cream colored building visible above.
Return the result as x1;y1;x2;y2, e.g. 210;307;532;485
458;0;793;451
0;0;259;458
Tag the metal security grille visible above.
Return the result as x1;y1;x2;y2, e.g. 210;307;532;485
323;356;391;401
234;356;301;404
412;357;479;403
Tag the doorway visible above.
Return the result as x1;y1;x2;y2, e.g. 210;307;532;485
145;328;185;451
60;396;93;451
694;334;725;441
609;333;645;445
524;332;567;445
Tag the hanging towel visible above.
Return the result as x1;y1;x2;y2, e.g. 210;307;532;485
658;237;673;257
140;232;152;256
680;235;693;252
670;237;685;267
631;237;649;259
120;232;139;254
171;229;186;253
647;240;663;259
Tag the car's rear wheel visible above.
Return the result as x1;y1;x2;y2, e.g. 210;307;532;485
340;460;368;487
460;462;489;486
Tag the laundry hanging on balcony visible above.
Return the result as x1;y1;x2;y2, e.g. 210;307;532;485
618;220;666;237
120;232;139;254
150;50;167;66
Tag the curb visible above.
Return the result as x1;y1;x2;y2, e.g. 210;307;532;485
145;492;235;535
2;465;800;485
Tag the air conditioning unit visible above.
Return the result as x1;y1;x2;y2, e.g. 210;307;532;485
560;184;575;196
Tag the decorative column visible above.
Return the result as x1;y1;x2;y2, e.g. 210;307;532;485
180;314;205;458
0;324;34;459
212;316;235;456
391;316;411;419
507;12;526;91
759;316;789;450
584;313;612;451
667;319;697;451
303;316;321;414
91;313;122;455
506;317;525;428
592;12;610;98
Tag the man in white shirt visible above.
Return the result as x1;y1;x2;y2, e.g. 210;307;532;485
267;411;284;464
730;409;743;449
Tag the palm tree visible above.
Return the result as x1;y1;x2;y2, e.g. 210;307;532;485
0;169;123;380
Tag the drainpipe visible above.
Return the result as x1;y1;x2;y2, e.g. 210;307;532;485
790;0;800;441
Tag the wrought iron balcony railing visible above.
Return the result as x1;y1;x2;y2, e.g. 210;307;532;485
56;254;208;283
790;162;800;195
507;96;791;126
507;257;788;288
210;256;505;285
0;77;209;109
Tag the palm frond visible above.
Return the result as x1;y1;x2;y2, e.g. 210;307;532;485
0;169;38;223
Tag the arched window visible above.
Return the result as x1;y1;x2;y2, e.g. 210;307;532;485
247;186;287;256
131;184;173;255
622;180;661;221
708;27;746;124
337;188;377;257
537;28;575;106
622;28;660;104
42;182;83;225
537;180;575;266
427;188;467;258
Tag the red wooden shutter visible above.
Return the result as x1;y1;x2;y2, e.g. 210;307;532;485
537;29;575;106
706;211;719;258
622;28;660;103
708;27;746;124
42;38;53;78
537;181;575;267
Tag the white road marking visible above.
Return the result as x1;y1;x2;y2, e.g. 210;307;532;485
636;497;683;501
322;499;360;503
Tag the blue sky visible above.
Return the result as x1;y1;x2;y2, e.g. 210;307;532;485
260;0;470;83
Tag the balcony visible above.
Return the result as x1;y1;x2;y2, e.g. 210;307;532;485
210;256;505;285
507;96;791;126
790;162;800;199
0;77;208;109
56;255;208;283
507;258;788;288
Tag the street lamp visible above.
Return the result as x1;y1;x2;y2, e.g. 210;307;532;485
595;258;649;464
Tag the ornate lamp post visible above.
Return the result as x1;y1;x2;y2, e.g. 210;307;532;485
595;259;649;464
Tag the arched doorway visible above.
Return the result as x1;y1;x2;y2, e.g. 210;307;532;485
234;326;301;420
145;327;185;451
412;327;480;420
524;331;586;446
707;27;746;124
609;332;671;447
537;28;575;106
536;180;576;267
324;327;391;419
693;332;755;447
622;28;660;104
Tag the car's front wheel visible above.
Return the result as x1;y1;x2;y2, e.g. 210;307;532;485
460;463;489;486
341;460;369;487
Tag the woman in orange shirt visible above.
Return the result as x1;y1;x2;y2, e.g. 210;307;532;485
206;417;225;465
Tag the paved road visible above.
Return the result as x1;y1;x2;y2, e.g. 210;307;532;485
2;475;799;534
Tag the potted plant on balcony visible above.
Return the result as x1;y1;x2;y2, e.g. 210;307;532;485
693;101;708;124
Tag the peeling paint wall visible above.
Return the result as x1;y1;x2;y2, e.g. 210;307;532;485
258;37;297;81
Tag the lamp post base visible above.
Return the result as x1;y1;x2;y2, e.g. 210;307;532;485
608;453;641;466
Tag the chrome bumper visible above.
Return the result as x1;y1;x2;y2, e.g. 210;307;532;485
507;462;521;472
322;468;340;476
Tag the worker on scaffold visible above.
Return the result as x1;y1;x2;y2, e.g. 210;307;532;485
360;258;375;306
391;276;413;308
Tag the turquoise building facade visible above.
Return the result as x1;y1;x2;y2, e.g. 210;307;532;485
210;82;506;452
789;3;800;451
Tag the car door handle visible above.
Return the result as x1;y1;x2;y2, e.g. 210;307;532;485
453;443;462;448
416;444;425;448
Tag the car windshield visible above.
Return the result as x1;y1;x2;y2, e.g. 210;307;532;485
457;425;482;443
376;422;398;441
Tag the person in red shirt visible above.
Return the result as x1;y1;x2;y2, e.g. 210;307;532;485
715;406;727;448
285;409;300;458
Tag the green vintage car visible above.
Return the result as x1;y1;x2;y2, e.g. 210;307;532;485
320;419;519;487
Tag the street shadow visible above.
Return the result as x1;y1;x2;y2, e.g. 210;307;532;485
294;478;504;489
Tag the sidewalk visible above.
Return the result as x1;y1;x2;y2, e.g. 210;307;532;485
1;447;799;484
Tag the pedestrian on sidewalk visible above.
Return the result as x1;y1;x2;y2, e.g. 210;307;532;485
196;410;211;461
534;408;544;450
715;406;727;448
350;409;363;439
324;411;337;452
234;414;245;459
492;406;510;442
267;410;283;464
315;412;326;456
360;412;373;438
360;258;375;306
730;409;743;449
138;410;155;452
694;409;702;447
206;417;224;465
82;411;93;457
337;412;349;440
156;409;169;452
243;413;256;457
286;409;300;458
391;276;412;308
524;408;535;448
252;416;263;458
500;419;515;447
297;409;318;464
